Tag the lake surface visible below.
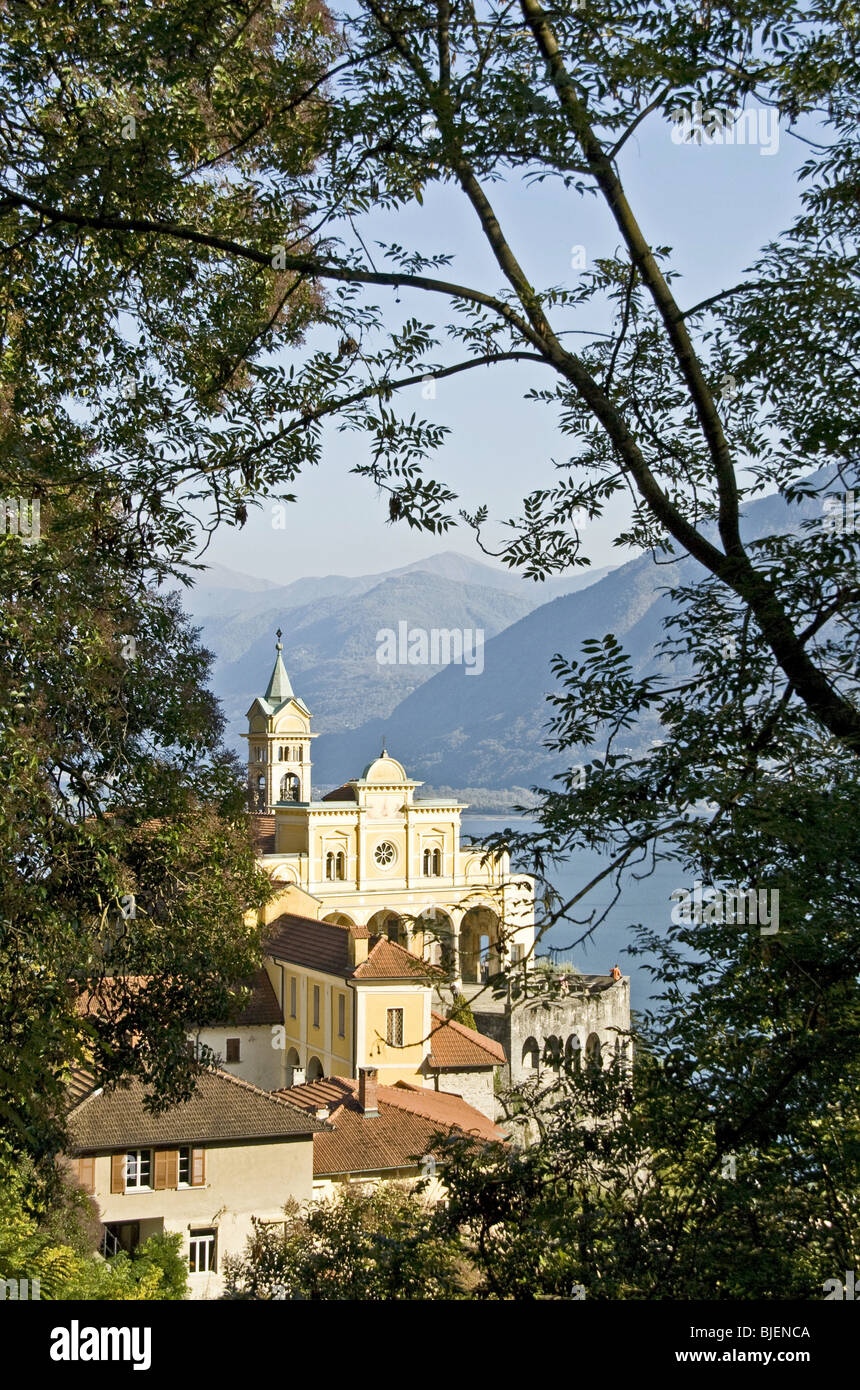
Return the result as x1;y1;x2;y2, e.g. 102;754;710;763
462;815;684;1010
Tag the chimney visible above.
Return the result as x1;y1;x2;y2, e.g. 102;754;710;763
350;930;369;965
358;1066;379;1117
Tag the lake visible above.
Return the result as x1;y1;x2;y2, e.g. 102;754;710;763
462;815;684;1010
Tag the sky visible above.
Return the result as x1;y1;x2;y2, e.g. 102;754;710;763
199;95;806;586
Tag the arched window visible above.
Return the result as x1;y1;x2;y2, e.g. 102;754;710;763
432;848;441;875
325;852;335;880
306;1056;324;1082
522;1036;540;1072
280;773;300;802
423;848;431;875
256;746;265;762
544;1035;562;1070
335;851;346;880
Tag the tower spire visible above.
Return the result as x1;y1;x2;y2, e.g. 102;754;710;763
265;628;293;704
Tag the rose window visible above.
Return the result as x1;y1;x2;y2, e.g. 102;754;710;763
374;841;396;867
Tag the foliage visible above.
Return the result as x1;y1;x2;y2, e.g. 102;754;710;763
0;486;272;1161
0;1156;187;1299
448;995;478;1031
223;1184;465;1300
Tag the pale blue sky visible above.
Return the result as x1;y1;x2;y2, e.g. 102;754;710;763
201;104;805;585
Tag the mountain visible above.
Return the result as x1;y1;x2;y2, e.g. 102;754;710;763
183;553;615;748
310;487;825;792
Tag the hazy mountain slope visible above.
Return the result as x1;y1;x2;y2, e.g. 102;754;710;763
312;487;824;790
198;571;542;742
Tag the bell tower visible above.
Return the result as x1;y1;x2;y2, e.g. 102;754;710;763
245;630;314;811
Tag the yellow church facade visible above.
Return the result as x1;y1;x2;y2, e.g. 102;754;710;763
246;634;536;986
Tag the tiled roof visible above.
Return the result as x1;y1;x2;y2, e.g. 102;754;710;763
250;814;275;854
427;1011;506;1068
266;913;355;975
265;914;432;983
352;937;435;981
276;1076;504;1176
66;1068;325;1153
74;971;283;1029
321;784;358;802
214;969;283;1027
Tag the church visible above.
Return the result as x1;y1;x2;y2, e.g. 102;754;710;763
242;635;631;1099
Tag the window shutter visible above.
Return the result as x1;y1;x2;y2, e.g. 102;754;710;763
153;1149;168;1190
191;1148;206;1186
165;1149;179;1189
111;1153;126;1193
78;1156;95;1193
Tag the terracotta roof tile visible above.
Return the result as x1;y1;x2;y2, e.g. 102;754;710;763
265;913;354;975
250;814;275;854
66;1068;325;1153
427;1011;506;1068
265;915;431;982
352;937;435;981
276;1076;504;1176
74;971;283;1029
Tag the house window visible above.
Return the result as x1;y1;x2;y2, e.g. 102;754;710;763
313;985;320;1029
178;1147;206;1187
326;851;334;879
433;848;441;875
290;976;297;1018
337;994;346;1038
386;1008;404;1048
225;1038;240;1063
124;1150;152;1190
336;851;346;880
189;1229;217;1275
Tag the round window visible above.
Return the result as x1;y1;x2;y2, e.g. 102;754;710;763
374;841;396;868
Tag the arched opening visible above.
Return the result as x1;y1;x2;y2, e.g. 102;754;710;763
280;772;300;802
522;1036;540;1073
415;908;453;968
459;905;500;984
585;1032;603;1070
367;909;404;945
323;912;356;928
336;851;346;880
565;1034;582;1073
543;1034;562;1071
285;1048;300;1087
306;1056;324;1082
325;851;334;880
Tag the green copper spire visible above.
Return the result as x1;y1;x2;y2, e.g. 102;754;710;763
265;628;294;704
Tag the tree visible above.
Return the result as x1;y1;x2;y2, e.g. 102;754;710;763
0;486;271;1162
223;1185;466;1300
4;3;855;747
0;1155;187;1299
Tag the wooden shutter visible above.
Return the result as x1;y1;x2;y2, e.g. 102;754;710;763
165;1149;179;1189
153;1149;168;1190
191;1148;206;1186
78;1155;95;1193
111;1153;126;1193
